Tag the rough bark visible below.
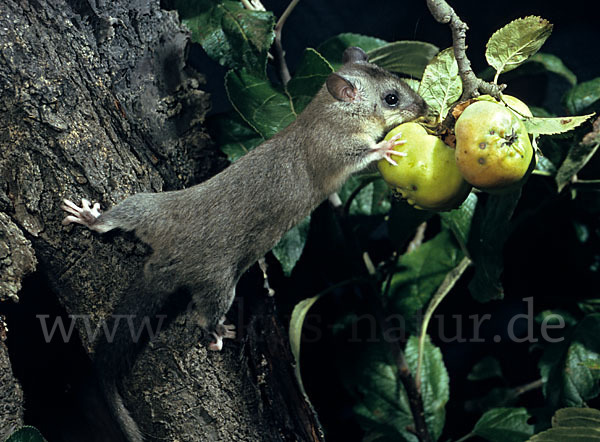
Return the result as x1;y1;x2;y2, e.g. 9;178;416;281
0;0;322;440
0;341;24;440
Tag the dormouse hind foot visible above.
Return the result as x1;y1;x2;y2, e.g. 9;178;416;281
61;198;102;228
208;322;236;352
376;132;407;166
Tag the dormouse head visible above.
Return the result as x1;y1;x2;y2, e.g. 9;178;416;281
325;47;427;130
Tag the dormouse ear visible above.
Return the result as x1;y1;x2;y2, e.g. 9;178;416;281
326;73;357;102
342;46;368;64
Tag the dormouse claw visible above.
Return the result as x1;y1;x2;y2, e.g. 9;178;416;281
375;132;408;166
61;198;102;228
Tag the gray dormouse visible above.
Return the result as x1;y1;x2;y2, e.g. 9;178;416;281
61;46;426;441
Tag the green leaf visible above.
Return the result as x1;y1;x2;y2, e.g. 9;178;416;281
338;176;392;216
286;48;334;114
272;215;311;276
225;50;332;141
6;426;48;442
405;336;450;439
579;299;600;315
530;428;600;441
345;337;449;441
565;78;600;114
468;191;521;302
389;229;463;330
468;356;504;381
208;111;265;162
472;407;534;442
486;16;553;80
176;0;275;77
403;78;421;93
556;131;600;192
317;33;388;70
225;68;295;139
418;47;462;121
539;314;600;408
289;294;323;397
530;407;600;441
524;114;594;136
367;41;440;78
528;53;577;86
553;407;600;428
440;192;478;248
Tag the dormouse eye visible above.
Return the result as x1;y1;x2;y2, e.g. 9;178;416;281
384;93;399;106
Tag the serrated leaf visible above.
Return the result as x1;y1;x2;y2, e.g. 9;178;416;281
272;215;311;276
495;53;577;87
579;299;600;315
208;110;265;162
554;407;600;428
529;408;600;441
286;48;334;114
344;337;448;441
225;68;295;139
338;176;392;216
468;356;504;381
405;336;449;439
289;294;323;397
403;78;421;93
468;191;521;302
317;33;388;70
440;193;478;248
225;51;331;140
418;47;462;121
530;427;600;441
6;426;48;442
535;156;558;175
556;131;600;192
539;314;600;408
486;16;553;80
367;41;440;78
176;0;275;77
472;407;534;442
528;53;577;86
524;114;594;135
389;229;463;331
565;78;600;114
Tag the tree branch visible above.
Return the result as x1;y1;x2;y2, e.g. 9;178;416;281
273;0;301;85
425;0;505;100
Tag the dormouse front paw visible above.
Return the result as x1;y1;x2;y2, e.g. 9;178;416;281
376;132;408;166
61;198;102;229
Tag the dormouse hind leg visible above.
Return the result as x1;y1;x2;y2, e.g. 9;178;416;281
192;284;238;351
209;318;237;351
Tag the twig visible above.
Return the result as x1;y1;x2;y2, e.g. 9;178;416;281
335;201;432;441
405;222;427;254
374;301;432;442
513;378;543;397
415;256;471;389
273;0;300;85
425;0;505;100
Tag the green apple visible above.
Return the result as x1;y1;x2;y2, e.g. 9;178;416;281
377;122;471;211
454;100;534;192
476;94;534;119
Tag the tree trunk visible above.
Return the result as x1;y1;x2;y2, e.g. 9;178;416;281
0;0;323;440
